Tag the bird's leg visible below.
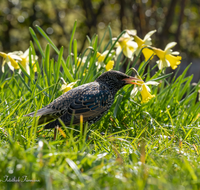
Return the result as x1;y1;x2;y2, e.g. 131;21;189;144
86;130;91;142
53;126;59;140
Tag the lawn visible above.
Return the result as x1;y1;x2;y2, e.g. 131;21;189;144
0;22;200;190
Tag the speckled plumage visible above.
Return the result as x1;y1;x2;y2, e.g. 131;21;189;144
25;70;139;129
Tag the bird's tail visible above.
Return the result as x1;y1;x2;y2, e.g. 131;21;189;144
24;107;49;117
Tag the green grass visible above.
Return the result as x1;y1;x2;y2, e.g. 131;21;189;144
0;23;200;190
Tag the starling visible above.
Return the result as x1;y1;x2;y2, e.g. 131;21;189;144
25;70;140;129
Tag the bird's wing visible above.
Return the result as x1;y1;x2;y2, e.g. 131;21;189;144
65;87;111;124
25;82;111;126
44;87;111;128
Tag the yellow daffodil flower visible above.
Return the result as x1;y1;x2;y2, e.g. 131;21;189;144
113;33;138;60
76;56;88;76
105;60;114;71
140;84;156;103
96;51;107;63
126;29;137;37
96;50;114;71
152;42;182;70
0;52;20;72
131;75;159;103
20;49;38;74
133;30;156;61
0;48;38;74
60;78;79;93
77;56;87;67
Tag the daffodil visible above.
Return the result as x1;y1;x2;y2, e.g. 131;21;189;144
126;29;137;37
105;60;114;71
133;30;156;61
113;33;138;60
131;75;159;103
60;78;79;93
96;50;114;71
77;56;87;67
152;42;182;70
140;84;156;103
74;56;88;76
19;49;38;74
0;52;20;72
0;48;38;74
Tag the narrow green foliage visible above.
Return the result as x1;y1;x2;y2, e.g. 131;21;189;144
29;27;45;58
0;24;199;190
55;46;63;82
36;25;60;54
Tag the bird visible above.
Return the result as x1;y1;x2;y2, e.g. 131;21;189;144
25;70;141;129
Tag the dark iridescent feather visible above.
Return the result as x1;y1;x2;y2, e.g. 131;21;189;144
24;70;140;129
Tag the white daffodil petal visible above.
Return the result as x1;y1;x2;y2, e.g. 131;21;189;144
135;48;141;56
7;62;15;71
165;49;173;55
82;56;87;62
164;59;170;68
157;59;163;70
122;33;132;39
126;40;138;49
131;86;140;96
123;46;134;59
2;59;6;73
25;63;30;75
95;61;101;70
101;50;109;57
60;84;67;91
9;55;22;61
116;46;122;56
145;40;152;46
8;51;23;56
171;51;180;55
145;85;151;92
145;81;159;86
157;59;170;70
31;55;38;62
164;42;177;51
144;30;156;41
126;29;137;36
23;49;30;58
112;37;118;41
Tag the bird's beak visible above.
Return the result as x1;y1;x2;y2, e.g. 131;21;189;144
122;76;142;85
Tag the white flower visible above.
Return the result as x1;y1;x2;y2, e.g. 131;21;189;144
113;33;138;60
133;30;156;61
0;48;38;74
96;50;114;71
131;78;159;103
152;42;182;70
60;78;79;93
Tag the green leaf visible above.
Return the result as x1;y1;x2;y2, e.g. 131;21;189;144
104;30;126;63
35;25;74;83
113;95;123;118
36;25;60;54
69;21;77;55
56;46;63;82
151;72;173;81
29;27;45;58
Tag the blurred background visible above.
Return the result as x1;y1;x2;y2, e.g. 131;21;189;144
0;0;200;82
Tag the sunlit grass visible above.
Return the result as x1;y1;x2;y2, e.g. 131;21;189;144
0;22;200;190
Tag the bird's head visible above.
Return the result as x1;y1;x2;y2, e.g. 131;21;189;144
96;70;141;94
